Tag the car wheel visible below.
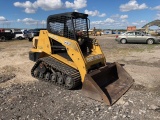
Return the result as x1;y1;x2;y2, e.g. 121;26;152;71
1;36;6;42
28;38;32;42
19;36;23;40
121;39;127;44
147;39;154;45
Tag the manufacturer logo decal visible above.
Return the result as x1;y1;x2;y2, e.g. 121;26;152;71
64;41;71;46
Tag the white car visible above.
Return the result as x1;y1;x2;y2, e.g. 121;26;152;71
15;31;26;40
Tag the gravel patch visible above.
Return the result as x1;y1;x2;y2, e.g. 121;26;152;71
0;38;160;120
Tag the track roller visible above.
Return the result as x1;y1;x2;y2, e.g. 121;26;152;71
45;72;51;81
57;72;64;85
39;72;44;79
65;76;74;90
51;73;57;83
33;69;39;77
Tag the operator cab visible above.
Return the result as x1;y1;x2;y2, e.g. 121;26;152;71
47;12;91;55
47;12;89;44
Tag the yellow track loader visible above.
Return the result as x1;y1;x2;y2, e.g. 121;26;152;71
29;12;134;105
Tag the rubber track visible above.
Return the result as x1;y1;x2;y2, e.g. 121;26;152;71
31;57;81;89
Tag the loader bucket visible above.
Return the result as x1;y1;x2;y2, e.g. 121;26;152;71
82;62;134;105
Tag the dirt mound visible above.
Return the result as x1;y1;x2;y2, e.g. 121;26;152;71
0;73;16;83
0;66;16;83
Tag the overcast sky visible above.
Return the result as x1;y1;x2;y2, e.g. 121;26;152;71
0;0;160;29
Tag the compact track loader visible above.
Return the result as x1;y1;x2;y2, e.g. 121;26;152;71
29;12;134;105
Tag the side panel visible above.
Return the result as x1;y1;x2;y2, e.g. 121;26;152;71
48;33;87;82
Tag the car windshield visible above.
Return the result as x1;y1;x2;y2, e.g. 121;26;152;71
15;32;22;34
126;32;135;36
28;30;33;33
135;32;142;36
123;31;148;36
23;30;28;34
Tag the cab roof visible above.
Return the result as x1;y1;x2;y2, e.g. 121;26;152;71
47;12;88;23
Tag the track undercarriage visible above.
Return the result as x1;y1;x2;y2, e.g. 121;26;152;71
31;57;81;89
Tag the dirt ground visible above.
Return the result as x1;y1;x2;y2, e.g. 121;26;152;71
0;36;160;120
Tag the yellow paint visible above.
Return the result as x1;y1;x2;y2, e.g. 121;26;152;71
30;30;106;82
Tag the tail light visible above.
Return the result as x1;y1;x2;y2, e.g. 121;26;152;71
116;35;118;38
